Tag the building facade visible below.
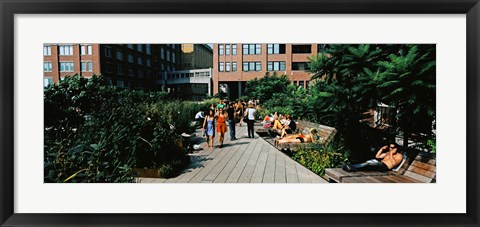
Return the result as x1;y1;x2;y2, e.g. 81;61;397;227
43;44;182;90
213;43;322;100
181;44;213;70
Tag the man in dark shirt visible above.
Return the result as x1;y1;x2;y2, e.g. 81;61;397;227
226;103;236;140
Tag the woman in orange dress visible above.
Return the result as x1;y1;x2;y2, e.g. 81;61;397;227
216;108;228;148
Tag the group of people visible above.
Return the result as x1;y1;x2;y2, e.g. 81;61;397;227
195;99;258;149
261;112;316;145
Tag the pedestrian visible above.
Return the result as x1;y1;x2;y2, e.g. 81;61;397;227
226;103;236;141
217;108;228;148
244;102;256;138
236;100;244;127
202;109;216;149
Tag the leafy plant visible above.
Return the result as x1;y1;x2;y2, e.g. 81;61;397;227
44;75;191;183
289;142;348;176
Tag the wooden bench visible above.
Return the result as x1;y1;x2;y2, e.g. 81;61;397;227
276;120;337;150
323;150;435;183
255;120;337;151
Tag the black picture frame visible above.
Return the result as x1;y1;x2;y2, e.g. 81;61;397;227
1;0;479;226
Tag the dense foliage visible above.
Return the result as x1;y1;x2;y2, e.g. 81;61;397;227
289;142;348;176
44;75;201;183
245;44;436;164
245;72;291;104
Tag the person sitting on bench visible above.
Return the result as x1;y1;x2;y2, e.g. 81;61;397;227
279;115;297;138
342;143;403;172
276;128;317;145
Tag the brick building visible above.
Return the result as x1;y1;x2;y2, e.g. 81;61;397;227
181;44;213;70
213;43;323;100
43;44;182;90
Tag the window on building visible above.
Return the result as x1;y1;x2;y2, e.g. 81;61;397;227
219;62;224;72
81;62;93;72
243;61;261;71
43;46;51;56
138;70;144;78
161;64;165;71
146;57;151;66
128;54;134;63
172;53;176;63
225;44;230;55
255;44;261;54
249;45;255;54
243;44;261;55
104;46;113;57
146;44;151;55
317;44;328;53
232;44;237;55
299;81;305;88
226;62;231;72
255;62;261;71
306;80;310;88
117;80;124;88
137;44;143;52
219;44;224;55
167;50;170;61
59;45;73;55
161;48;165;59
43;62;52;72
116;50;124;61
292;44;312;54
128;68;134;76
137;57;143;65
267;44;286;54
43;77;53;87
292;62;309;70
59;62;74;72
127;44;134;49
117;65;124;75
267;61;286;71
81;45;92;55
232;62;237;71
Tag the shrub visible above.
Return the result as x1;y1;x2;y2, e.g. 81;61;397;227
44;75;191;183
289;142;348;176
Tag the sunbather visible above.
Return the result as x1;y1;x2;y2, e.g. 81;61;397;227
342;143;403;172
279;115;297;138
276;128;317;145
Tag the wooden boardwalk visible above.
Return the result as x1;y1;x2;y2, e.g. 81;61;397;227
137;124;327;183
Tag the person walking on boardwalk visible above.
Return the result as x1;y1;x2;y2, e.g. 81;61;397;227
202;109;216;149
226;103;236;141
245;102;256;138
236;100;245;127
216;108;228;148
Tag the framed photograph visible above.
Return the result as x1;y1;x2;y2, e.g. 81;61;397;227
1;0;479;226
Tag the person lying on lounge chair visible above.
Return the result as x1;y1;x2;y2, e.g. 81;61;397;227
342;143;403;172
276;128;317;145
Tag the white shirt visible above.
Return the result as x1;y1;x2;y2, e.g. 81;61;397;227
246;108;256;120
195;111;204;119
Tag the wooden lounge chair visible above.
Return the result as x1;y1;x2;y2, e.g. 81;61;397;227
323;150;435;183
276;120;337;150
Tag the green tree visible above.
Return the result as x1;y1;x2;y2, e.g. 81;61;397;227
308;44;435;150
244;72;290;103
376;44;436;146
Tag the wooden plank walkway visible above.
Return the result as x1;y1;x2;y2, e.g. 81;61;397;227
137;124;327;183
